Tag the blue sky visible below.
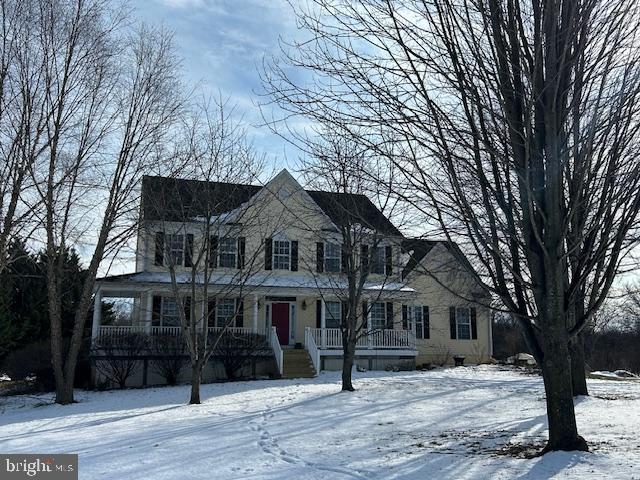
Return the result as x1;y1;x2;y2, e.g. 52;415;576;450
132;0;303;172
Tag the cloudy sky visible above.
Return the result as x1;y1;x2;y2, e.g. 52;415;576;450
132;0;303;172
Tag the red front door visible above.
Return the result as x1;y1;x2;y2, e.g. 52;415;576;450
272;302;290;345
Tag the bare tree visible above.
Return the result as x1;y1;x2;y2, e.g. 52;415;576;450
0;1;48;272
147;98;273;404
262;0;640;453
92;332;148;389
30;0;184;404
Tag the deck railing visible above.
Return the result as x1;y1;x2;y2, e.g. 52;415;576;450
98;325;257;339
304;327;321;375
270;326;283;376
308;327;416;350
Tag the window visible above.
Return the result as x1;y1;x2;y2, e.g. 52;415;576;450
218;237;237;268
161;298;180;326
456;307;471;340
216;299;236;327
324;242;341;272
411;306;428;339
370;246;385;274
165;234;184;266
370;302;386;330
325;301;342;328
273;240;290;270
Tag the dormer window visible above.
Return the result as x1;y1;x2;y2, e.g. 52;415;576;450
273;240;291;270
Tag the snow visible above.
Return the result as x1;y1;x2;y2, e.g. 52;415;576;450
1;366;639;479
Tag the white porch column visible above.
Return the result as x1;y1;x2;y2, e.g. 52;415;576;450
320;298;327;349
367;303;372;349
145;291;153;334
91;287;102;345
252;294;259;333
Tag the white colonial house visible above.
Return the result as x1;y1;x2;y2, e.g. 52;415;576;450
92;169;492;385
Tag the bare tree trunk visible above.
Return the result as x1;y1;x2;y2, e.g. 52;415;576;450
190;361;202;405
570;334;589;397
341;336;356;392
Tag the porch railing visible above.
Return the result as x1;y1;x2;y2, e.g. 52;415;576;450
308;327;416;350
304;327;321;375
270;326;283;376
98;325;257;339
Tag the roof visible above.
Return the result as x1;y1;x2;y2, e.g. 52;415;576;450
141;174;402;236
97;271;415;294
401;238;476;279
141;176;261;223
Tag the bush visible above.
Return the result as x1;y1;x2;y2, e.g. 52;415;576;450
3;340;55;391
92;333;148;389
149;334;189;385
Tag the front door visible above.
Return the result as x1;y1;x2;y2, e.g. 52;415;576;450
272;302;290;345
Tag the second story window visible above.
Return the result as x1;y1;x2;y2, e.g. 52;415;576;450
166;234;184;266
370;246;385;274
218;237;237;268
325;242;341;272
273;240;290;270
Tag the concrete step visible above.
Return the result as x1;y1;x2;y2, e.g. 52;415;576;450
281;349;316;378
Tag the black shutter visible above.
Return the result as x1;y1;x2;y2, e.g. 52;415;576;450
180;296;191;324
264;237;272;270
402;305;408;330
341;300;348;329
208;299;217;327
386;302;394;329
341;244;348;272
385;246;393;275
316;242;324;273
152;295;162;326
316;299;322;328
236;298;244;327
362;301;368;330
471;307;478;339
449;306;457;339
184;234;194;267
154;232;164;266
423;306;430;339
237;237;246;269
291;241;298;271
361;244;369;272
209;236;218;268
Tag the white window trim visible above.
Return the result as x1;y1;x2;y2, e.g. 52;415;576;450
272;239;291;270
160;297;180;327
370;246;385;274
165;233;185;266
370;302;387;330
409;305;426;339
218;237;238;268
216;298;237;327
325;301;342;328
324;242;341;273
456;306;472;340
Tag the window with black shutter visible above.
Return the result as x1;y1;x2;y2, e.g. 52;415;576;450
423;306;430;339
235;298;244;327
449;307;457;339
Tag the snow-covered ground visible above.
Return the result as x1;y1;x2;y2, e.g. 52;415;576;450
1;366;639;479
